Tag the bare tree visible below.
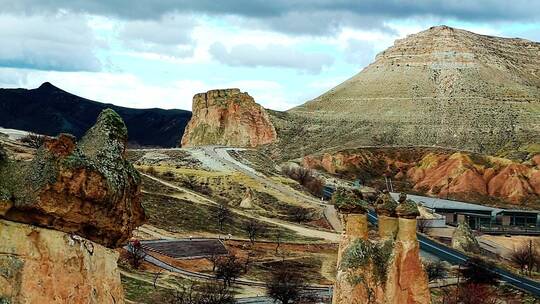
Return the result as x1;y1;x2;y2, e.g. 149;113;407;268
266;264;306;304
215;204;231;232
127;239;147;269
243;251;254;274
424;260;448;282
164;282;236;304
243;219;266;244
209;248;220;272
510;241;537;276
215;255;243;287
275;230;284;254
19;133;47;148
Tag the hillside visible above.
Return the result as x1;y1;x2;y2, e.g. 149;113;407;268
0;82;191;147
272;26;540;158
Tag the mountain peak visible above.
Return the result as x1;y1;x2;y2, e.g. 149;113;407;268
37;82;61;91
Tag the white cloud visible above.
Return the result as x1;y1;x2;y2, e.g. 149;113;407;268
209;42;334;73
0;13;101;71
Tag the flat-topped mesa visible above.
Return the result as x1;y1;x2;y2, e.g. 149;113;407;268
181;88;277;148
0;108;145;248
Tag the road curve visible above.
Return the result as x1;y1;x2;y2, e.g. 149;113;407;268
206;146;343;232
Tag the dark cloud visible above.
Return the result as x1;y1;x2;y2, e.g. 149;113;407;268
209;42;334;73
0;14;101;71
1;1;539;35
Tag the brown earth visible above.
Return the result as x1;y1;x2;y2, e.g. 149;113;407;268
181;89;277;147
304;147;540;207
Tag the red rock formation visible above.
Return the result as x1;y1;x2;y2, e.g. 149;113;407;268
181;89;277;147
304;148;540;206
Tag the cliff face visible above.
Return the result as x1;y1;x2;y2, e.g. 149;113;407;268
181;89;277;147
304;147;540;207
0;109;145;303
332;190;430;304
0;220;124;304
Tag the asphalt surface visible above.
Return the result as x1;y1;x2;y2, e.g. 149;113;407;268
366;210;540;296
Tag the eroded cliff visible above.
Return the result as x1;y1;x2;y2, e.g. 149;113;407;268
181;89;277;147
304;147;540;207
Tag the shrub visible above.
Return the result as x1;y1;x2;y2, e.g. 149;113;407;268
460;257;500;285
19;133;47;148
424;260;448;282
281;165;325;197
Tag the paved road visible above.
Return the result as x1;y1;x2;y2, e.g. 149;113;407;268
365;210;540;296
134;244;332;291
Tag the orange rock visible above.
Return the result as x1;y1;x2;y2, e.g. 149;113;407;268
0;109;145;248
488;164;534;203
0;220;124;304
181;89;277;147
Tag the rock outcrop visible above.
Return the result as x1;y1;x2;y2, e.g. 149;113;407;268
304;147;540;206
333;191;430;304
0;220;124;304
451;221;481;253
181;89;277;147
0;109;145;303
282;25;540;156
0;109;145;248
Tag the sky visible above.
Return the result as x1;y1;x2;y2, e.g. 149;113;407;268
0;1;539;111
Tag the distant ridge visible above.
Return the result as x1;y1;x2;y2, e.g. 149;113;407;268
0;82;191;147
275;25;540;156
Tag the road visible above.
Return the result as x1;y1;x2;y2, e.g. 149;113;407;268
204;146;343;232
131;241;333;292
365;210;540;296
142;172;340;242
136;146;343;232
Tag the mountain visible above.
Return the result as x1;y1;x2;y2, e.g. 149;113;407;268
0;82;191;147
272;26;540;158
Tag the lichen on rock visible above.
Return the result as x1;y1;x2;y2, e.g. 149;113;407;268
396;199;420;219
332;187;369;214
451;221;481;253
375;191;398;217
0;108;145;248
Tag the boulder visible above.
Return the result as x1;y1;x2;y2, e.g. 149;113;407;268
0;219;124;304
181;89;277;147
451;221;480;253
0;109;145;248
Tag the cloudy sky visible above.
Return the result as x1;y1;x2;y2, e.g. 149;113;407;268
0;1;539;111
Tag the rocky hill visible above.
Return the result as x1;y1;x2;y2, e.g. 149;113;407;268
273;26;540;157
0;82;191;147
0;109;144;303
181;89;277;147
303;147;540;207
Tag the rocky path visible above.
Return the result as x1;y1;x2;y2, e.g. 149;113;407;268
204;146;343;232
141;173;339;242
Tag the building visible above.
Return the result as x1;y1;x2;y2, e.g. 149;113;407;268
392;193;540;235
